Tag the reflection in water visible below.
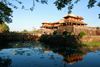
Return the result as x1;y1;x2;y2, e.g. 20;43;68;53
43;45;84;65
0;56;12;67
0;41;100;67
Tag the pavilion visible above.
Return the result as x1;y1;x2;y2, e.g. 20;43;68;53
40;13;88;29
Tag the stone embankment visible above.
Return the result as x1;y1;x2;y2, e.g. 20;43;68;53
39;35;100;46
0;33;100;46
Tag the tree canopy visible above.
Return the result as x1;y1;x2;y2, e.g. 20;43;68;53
0;0;100;24
0;21;10;33
0;2;13;23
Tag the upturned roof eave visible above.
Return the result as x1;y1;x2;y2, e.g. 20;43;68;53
66;21;88;25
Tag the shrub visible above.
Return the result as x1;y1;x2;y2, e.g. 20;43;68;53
53;30;58;35
96;26;99;29
69;32;71;35
69;32;74;35
71;32;74;35
21;30;28;33
79;31;86;35
10;31;20;33
62;31;69;35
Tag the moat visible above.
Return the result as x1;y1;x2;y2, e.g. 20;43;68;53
0;41;100;67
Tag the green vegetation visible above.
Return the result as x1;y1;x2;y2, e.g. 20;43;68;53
10;31;20;33
79;31;86;35
74;42;100;47
69;32;74;35
40;35;100;47
21;30;37;33
71;32;74;35
53;31;58;35
96;26;100;29
21;30;28;33
9;30;37;33
62;31;74;35
0;22;9;33
0;2;13;23
62;31;69;35
0;0;100;24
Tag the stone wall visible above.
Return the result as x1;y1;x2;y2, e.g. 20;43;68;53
57;25;97;36
1;33;100;45
73;26;96;36
80;36;100;43
37;29;57;34
39;35;100;46
57;26;73;34
96;29;100;35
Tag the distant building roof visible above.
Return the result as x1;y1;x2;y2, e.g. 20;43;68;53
56;19;88;25
57;19;65;23
42;21;53;24
63;13;84;19
42;21;48;24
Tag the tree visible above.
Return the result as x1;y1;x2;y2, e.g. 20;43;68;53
32;26;36;31
53;0;100;18
21;29;28;33
23;30;27;32
0;0;100;24
0;2;13;23
0;21;10;33
0;57;12;67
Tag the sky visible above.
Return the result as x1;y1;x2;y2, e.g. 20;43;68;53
6;0;100;32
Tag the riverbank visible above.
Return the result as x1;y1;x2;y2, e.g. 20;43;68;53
0;33;41;42
1;33;100;47
75;42;100;47
39;35;100;47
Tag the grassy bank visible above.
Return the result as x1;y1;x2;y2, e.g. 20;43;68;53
74;42;100;47
39;35;100;47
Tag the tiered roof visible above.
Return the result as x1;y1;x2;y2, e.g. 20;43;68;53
41;13;88;27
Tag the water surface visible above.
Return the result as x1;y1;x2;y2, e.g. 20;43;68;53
0;41;100;67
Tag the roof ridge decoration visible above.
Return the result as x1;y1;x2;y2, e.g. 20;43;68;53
63;13;84;19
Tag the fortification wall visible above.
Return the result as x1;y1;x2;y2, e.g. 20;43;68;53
57;26;73;34
96;29;100;35
73;26;97;36
37;29;56;34
1;33;100;45
40;35;100;45
57;25;97;36
81;36;100;43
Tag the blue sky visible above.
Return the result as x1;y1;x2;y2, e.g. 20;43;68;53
6;0;100;32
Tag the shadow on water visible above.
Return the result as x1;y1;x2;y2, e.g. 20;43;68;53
0;56;12;67
0;42;11;49
39;35;83;48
